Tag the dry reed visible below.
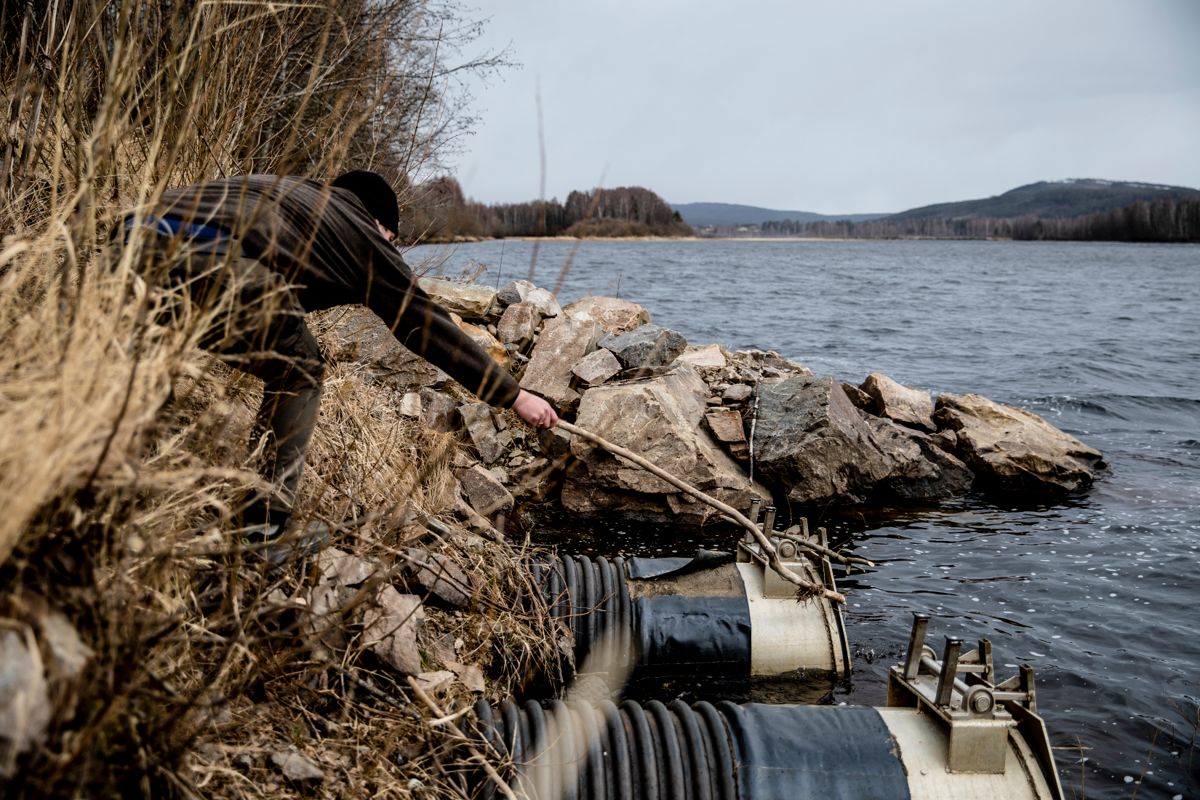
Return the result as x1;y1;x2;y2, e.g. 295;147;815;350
1;3;555;797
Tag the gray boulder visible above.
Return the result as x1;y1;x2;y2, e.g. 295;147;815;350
561;296;651;335
520;315;602;409
865;416;974;501
563;365;768;524
458;403;507;466
571;348;623;387
754;375;896;506
496;301;541;347
600;324;687;369
934;393;1105;495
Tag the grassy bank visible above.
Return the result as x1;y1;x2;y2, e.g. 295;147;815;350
1;3;558;796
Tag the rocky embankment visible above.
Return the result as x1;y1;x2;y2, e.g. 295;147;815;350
324;276;1106;531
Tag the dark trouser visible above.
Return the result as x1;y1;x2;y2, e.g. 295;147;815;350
142;235;325;531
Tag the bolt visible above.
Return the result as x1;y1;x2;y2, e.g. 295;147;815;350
778;541;797;559
969;690;994;714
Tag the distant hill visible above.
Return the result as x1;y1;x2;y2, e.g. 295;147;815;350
672;201;887;227
886;179;1200;221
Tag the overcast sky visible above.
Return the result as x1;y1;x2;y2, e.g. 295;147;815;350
447;0;1200;214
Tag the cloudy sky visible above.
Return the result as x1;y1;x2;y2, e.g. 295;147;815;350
447;0;1200;214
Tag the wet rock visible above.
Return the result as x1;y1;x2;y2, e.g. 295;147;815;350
0;628;50;774
865;417;974;501
676;343;727;370
459;402;506;465
496;301;541;347
563;365;768;524
571;348;623;386
405;548;474;608
418;277;497;320
600;324;687;369
754;375;895;507
704;407;749;460
270;748;324;784
362;587;424;675
457;463;515;517
420;388;459;432
561;296;651;335
934;393;1105;495
520;315;602;409
861;372;935;431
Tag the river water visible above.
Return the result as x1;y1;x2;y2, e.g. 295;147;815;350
412;238;1200;799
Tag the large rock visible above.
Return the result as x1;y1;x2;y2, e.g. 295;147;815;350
865;417;974;501
520;315;602;409
600;324;687;369
316;307;447;391
754;375;896;506
934;393;1105;495
563;365;768;524
418;277;497;320
860;373;935;431
496;301;541;347
561;296;651;335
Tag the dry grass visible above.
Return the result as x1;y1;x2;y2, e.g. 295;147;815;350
0;2;557;797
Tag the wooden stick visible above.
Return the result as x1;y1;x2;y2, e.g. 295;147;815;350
557;421;844;603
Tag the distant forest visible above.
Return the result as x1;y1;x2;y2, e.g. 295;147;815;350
401;177;693;242
757;198;1200;243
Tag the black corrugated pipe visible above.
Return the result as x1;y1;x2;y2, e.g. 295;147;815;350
531;552;848;683
468;697;1062;800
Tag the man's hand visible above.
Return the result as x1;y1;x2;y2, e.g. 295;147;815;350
512;389;558;429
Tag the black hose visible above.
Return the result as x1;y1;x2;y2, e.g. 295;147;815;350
484;697;730;799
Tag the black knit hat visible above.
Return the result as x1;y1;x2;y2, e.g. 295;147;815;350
332;170;399;236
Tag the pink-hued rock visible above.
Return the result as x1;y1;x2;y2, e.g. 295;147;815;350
934;393;1105;495
860;372;935;431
